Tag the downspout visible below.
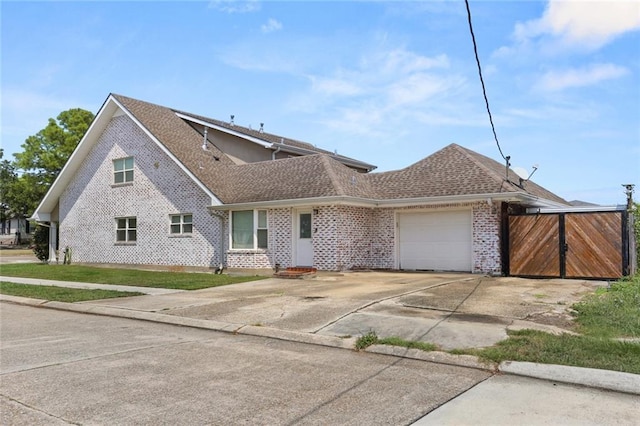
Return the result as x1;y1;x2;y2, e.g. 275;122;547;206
209;209;226;270
271;145;282;161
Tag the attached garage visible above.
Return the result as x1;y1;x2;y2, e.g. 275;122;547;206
397;210;472;272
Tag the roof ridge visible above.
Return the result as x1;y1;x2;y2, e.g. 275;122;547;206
318;154;347;196
450;144;519;193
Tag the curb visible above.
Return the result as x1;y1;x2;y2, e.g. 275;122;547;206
365;344;496;371
499;361;640;396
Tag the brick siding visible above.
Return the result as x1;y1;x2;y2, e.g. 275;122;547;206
59;115;224;268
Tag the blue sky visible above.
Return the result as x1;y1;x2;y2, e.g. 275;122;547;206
2;0;639;205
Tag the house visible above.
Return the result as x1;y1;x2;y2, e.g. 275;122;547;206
0;215;31;243
31;94;568;274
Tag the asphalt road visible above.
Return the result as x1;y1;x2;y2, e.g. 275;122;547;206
0;303;490;425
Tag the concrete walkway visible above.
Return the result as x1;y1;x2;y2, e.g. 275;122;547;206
1;273;638;404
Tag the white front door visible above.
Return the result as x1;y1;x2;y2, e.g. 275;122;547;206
296;210;313;266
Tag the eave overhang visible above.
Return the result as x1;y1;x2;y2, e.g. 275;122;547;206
209;191;565;211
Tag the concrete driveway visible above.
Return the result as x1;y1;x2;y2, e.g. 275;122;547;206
81;272;606;351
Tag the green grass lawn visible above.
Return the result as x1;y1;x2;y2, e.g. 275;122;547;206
573;276;640;338
461;330;640;374
0;263;265;290
0;281;144;302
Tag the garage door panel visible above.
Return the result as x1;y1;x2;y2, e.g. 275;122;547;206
398;211;472;272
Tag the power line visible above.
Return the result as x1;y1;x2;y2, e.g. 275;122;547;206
464;0;507;161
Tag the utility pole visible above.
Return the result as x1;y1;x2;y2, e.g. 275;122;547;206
623;184;635;211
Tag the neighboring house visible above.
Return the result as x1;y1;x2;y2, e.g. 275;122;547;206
31;94;568;274
0;216;31;240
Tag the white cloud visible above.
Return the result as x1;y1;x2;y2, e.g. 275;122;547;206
297;48;469;138
536;63;629;91
309;76;363;97
261;18;282;34
208;0;260;14
362;50;449;76
515;0;640;49
386;73;459;107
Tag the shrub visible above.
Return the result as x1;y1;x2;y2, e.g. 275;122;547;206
32;225;49;262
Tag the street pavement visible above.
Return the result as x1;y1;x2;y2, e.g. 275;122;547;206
1;303;490;425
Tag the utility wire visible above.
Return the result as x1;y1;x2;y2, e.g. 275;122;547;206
464;0;507;161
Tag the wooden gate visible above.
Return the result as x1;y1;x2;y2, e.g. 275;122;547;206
507;210;630;279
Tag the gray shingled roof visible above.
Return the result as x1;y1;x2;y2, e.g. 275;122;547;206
112;94;567;206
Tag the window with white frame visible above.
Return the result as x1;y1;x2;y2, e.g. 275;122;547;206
116;217;137;242
231;210;268;249
113;157;134;184
170;214;193;235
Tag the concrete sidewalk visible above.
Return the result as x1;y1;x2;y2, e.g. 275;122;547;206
1;273;638;401
0;276;184;295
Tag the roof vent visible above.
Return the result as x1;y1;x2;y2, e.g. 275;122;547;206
202;127;209;151
259;123;264;133
230;115;235;126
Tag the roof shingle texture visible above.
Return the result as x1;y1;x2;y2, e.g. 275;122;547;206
112;94;566;206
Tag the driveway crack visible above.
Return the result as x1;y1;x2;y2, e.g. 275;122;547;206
311;277;477;334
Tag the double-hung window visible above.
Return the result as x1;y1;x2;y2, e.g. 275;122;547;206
116;217;137;242
170;214;193;235
113;157;134;184
231;210;268;249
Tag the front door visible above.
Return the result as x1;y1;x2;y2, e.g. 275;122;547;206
296;211;313;266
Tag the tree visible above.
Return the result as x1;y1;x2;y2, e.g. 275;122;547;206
10;108;94;216
0;149;17;232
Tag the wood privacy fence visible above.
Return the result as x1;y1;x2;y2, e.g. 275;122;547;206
506;210;633;280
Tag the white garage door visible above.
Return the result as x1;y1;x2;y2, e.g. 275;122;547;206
398;210;472;272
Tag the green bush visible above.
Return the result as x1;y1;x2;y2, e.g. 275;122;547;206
31;225;49;262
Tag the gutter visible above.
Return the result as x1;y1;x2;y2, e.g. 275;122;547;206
268;143;377;172
526;205;626;214
175;113;272;148
209;192;546;211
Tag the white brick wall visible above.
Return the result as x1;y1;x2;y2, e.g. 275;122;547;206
472;201;502;274
59;115;224;268
226;202;502;273
294;202;501;273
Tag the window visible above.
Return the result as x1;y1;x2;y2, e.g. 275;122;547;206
257;210;268;249
231;210;268;249
170;214;193;235
116;217;137;242
113;157;134;184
